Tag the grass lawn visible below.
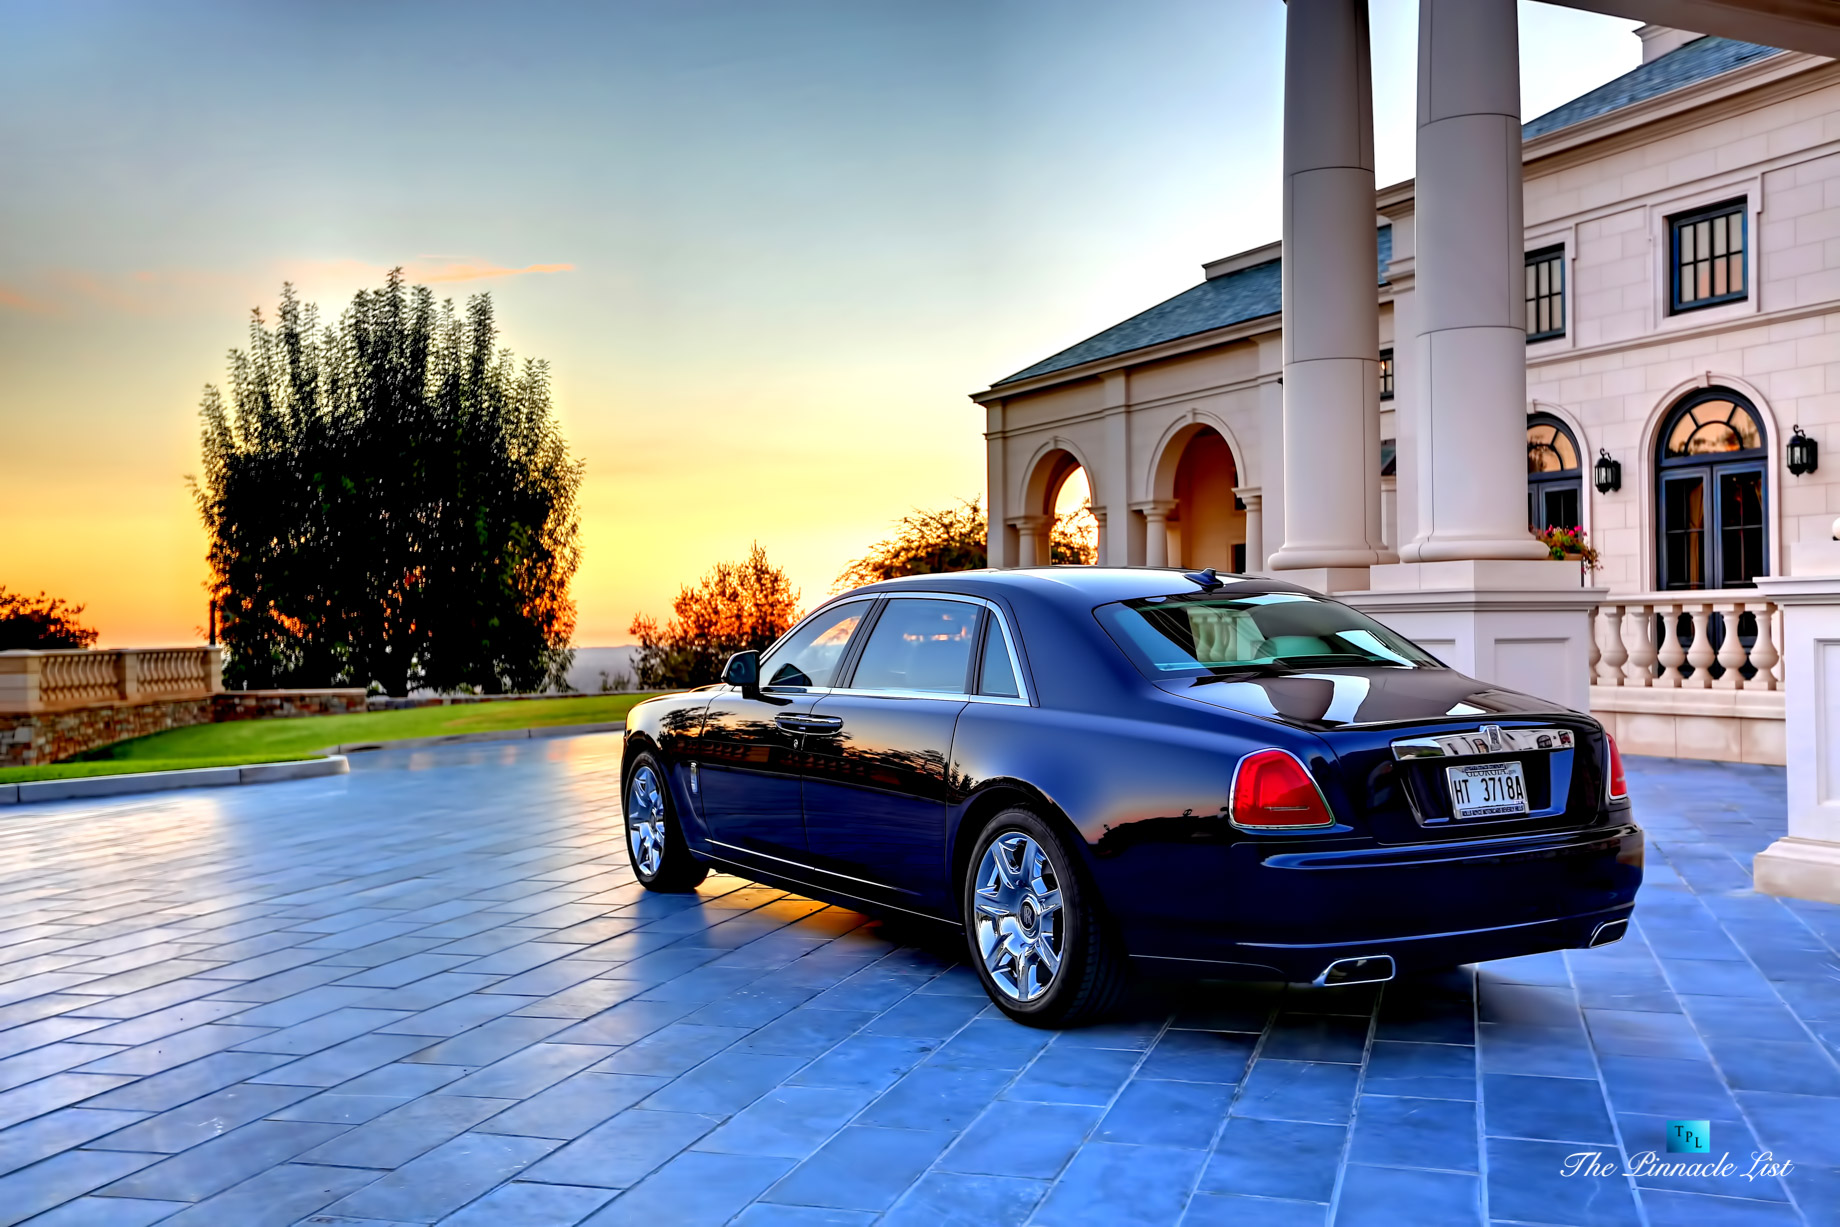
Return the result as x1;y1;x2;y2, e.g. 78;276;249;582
0;693;657;785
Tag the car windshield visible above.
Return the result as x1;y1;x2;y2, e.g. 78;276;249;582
1096;591;1441;678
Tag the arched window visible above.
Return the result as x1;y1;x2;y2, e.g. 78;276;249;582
1656;389;1768;590
1527;414;1582;531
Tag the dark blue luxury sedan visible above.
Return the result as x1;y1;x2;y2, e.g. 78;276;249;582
620;568;1641;1026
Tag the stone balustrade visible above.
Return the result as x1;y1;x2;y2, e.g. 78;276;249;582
1589;592;1782;690
1587;592;1786;765
0;647;224;714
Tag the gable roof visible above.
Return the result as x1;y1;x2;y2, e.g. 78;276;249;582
1522;34;1783;140
993;34;1785;392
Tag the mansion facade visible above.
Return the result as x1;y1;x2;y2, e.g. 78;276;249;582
978;27;1840;607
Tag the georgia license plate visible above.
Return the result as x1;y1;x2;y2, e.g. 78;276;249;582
1445;761;1529;819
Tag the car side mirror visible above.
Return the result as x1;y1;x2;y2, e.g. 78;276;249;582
722;650;761;699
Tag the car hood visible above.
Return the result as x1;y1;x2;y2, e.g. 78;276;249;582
1156;667;1571;732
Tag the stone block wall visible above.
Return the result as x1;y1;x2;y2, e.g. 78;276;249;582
0;689;368;768
212;690;369;723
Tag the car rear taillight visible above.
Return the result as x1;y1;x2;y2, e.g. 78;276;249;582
1230;749;1336;831
1606;733;1628;802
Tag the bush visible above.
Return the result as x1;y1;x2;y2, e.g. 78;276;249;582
0;587;99;650
630;543;800;689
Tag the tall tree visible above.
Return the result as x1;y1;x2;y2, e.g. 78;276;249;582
195;273;582;695
630;543;800;689
0;587;99;650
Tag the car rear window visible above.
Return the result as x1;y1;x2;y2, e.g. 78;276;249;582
1095;591;1440;678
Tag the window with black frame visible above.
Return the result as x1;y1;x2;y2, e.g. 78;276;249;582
1655;389;1767;590
1670;200;1746;313
1378;349;1393;401
1526;414;1583;531
1525;246;1564;341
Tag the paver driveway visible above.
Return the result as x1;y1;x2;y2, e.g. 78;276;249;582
0;736;1836;1226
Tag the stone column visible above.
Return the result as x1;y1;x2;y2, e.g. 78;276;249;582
1255;354;1286;569
1136;501;1177;568
1235;487;1265;572
1266;0;1391;589
1755;564;1840;904
1100;374;1135;566
984;402;1012;568
1406;0;1548;563
118;650;141;703
1012;515;1051;568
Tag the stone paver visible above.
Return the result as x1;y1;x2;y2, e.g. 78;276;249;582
0;737;1834;1224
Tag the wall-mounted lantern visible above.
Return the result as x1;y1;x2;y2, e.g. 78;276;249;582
1594;448;1622;495
1789;425;1819;476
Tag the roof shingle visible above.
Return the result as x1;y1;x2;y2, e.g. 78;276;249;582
1521;35;1782;140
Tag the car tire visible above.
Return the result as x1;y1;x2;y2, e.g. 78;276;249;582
624;752;709;893
961;807;1126;1028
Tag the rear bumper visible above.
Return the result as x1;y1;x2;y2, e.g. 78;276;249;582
1131;902;1636;983
1109;822;1643;983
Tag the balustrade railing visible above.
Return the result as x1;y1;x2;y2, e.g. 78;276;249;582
0;647;223;713
1589;593;1781;690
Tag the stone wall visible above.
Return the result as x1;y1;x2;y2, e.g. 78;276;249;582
0;689;368;768
213;690;369;723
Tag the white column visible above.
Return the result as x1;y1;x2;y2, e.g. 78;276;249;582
1266;0;1390;585
1255;355;1286;569
1012;515;1051;568
1136;501;1177;568
984;401;1012;568
1407;0;1547;563
1235;487;1265;572
1100;374;1135;566
1755;572;1840;904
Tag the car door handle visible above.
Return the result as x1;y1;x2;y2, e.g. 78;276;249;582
776;714;844;736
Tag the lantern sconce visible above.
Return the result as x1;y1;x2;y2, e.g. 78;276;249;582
1789;425;1819;476
1594;448;1622;495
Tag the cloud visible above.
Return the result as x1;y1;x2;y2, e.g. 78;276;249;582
413;259;575;283
0;257;575;319
0;281;56;314
282;257;576;288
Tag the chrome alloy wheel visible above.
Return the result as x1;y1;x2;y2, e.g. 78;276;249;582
972;831;1065;1002
627;764;667;877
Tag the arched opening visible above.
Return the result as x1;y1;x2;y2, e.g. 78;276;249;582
1166;427;1244;571
1527;413;1583;531
1050;467;1097;564
1655;388;1768;591
1018;446;1096;567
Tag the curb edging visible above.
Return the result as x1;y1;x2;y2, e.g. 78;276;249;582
0;720;629;809
327;721;625;755
0;756;350;807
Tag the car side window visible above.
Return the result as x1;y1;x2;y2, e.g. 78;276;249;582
760;602;869;691
848;598;981;694
978;614;1021;699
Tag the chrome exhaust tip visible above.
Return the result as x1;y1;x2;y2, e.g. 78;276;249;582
1587;919;1629;948
1313;954;1396;987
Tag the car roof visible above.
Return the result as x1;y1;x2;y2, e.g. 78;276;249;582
840;567;1317;607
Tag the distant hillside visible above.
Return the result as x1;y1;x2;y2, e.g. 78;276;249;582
563;645;642;693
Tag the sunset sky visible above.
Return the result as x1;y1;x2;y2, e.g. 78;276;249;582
0;0;1640;647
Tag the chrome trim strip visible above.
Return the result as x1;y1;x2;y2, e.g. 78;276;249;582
699;848;956;926
704;838;912;895
1391;725;1575;761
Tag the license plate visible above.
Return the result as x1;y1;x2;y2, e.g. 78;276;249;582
1445;762;1529;819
